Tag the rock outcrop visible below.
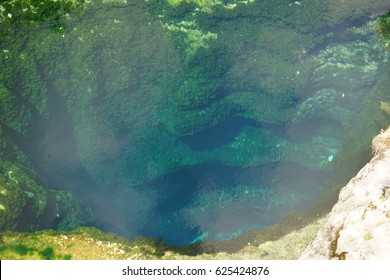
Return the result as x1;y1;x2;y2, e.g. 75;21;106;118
300;127;390;259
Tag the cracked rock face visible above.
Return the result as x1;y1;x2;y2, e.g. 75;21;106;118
300;127;390;260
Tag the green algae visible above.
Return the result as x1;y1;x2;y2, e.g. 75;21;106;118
0;161;94;233
0;126;28;165
0;84;31;135
0;162;46;231
0;0;85;30
166;0;255;11
0;29;48;118
222;24;321;96
53;190;95;231
378;10;390;49
0;168;26;231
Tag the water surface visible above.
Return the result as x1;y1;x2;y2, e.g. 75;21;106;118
0;0;389;245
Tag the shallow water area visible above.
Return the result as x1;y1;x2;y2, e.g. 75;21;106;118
0;0;389;246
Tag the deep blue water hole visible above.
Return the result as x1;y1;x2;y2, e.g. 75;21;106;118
2;0;388;247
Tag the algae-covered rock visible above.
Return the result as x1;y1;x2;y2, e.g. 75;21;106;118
0;171;25;231
0;162;47;231
0;0;85;28
308;23;388;92
0;161;93;232
0;84;31;135
0;30;48;117
0;126;28;165
53;190;95;231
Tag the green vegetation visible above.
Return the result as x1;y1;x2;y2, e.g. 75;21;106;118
0;161;94;233
378;10;390;49
0;0;86;30
0;228;171;260
0;169;26;231
0;239;73;259
0;85;31;135
0;162;46;231
0;222;324;260
166;0;253;10
53;190;95;231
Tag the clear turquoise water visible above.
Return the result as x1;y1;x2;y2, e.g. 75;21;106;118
1;0;389;245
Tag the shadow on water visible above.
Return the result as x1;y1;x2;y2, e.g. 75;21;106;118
181;116;258;151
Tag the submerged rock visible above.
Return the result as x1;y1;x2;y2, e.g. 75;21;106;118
300;127;390;259
308;24;388;92
0;161;93;232
0;162;47;231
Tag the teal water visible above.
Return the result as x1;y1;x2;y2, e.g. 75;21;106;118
0;0;389;245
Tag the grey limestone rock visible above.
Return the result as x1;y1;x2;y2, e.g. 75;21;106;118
300;127;390;259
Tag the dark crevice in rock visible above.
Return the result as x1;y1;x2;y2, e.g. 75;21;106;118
328;226;347;260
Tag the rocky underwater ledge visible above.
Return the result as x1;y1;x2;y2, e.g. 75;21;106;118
0;127;389;260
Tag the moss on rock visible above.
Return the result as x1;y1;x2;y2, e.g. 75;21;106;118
0;162;46;231
53;190;95;231
0;161;94;232
0;171;26;231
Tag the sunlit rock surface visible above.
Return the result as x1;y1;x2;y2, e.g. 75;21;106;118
300;127;390;259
